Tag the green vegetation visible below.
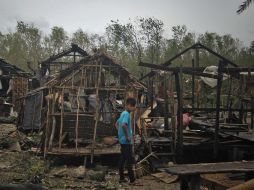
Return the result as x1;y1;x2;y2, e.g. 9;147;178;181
0;18;253;78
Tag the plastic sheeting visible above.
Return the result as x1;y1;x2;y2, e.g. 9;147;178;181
22;91;43;130
200;66;229;88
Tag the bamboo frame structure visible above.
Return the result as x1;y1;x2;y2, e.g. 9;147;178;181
139;60;254;161
39;48;145;162
138;42;254;162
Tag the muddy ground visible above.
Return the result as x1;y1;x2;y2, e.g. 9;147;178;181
0;124;179;189
0;151;179;190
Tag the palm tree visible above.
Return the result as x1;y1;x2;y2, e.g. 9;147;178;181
237;0;253;14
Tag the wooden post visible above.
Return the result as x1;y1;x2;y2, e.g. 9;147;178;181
150;78;154;114
75;87;81;152
49;89;57;150
133;90;138;142
164;73;169;131
71;71;74;89
168;73;176;156
91;60;102;163
44;88;52;158
227;77;232;123
59;88;64;150
195;47;199;67
191;59;195;111
175;69;183;163
190;175;201;190
251;92;254;130
238;76;244;123
214;61;223;160
249;71;254;129
83;156;87;170
195;48;199;109
84;68;87;87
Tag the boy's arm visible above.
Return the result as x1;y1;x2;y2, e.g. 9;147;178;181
122;123;130;142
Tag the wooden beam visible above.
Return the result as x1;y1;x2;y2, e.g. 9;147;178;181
139;62;219;79
198;43;238;67
183;107;253;112
214;61;223;160
163;161;254;175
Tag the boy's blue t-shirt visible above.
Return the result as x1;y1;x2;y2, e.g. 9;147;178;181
117;110;133;144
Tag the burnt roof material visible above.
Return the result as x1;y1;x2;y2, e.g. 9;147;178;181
0;58;31;77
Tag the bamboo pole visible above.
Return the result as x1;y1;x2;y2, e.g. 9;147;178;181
133;91;138;144
137;152;158;165
81;68;84;86
164;73;169;131
84;67;87;87
168;73;176;152
44;88;52;158
49;89;57;150
191;59;195;110
75;87;81;152
175;69;183;163
59;88;64;150
179;68;184;162
91;60;102;163
71;71;74;88
53;86;126;91
30;94;37;132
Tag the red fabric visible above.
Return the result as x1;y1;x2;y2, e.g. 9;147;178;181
183;113;191;127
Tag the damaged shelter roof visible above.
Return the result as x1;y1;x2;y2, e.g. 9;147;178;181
27;50;146;95
46;52;145;88
0;58;31;78
139;42;238;81
40;43;89;67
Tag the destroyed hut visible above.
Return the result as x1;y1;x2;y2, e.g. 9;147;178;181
20;45;146;161
0;58;30;120
139;42;254;163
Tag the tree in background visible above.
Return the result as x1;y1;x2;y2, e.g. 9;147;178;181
0;21;43;71
71;29;91;51
139;17;164;64
48;26;69;55
0;19;253;77
237;0;253;14
105;19;143;75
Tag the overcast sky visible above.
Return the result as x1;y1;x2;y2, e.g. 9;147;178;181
0;0;253;46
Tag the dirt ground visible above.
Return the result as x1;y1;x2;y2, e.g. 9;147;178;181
0;123;180;189
0;151;180;190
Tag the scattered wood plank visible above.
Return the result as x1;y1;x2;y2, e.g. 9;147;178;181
151;172;178;184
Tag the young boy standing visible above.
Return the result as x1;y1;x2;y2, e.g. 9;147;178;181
117;97;136;183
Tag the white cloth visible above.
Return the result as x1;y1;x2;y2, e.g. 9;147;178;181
200;66;228;88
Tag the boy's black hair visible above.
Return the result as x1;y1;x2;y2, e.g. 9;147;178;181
126;97;136;106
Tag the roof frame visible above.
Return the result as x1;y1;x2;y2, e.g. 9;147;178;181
40;44;89;66
139;42;238;81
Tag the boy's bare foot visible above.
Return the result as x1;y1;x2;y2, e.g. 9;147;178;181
119;178;128;183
